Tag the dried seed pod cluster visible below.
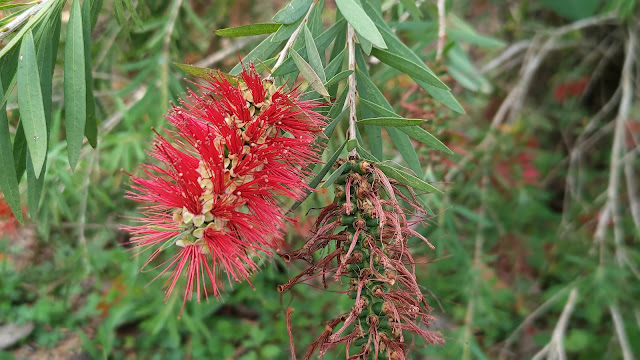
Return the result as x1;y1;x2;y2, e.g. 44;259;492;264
280;157;443;360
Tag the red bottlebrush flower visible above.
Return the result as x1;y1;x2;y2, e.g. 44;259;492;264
124;65;324;314
0;196;19;237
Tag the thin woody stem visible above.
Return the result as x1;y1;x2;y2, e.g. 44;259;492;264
345;24;358;156
436;0;446;61
0;0;55;42
268;2;316;79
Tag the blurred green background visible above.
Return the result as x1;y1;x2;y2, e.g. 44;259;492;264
1;0;639;359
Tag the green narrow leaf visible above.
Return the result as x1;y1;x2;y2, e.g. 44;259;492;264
346;138;357;151
307;0;325;38
289;140;347;212
376;163;441;194
17;30;47;178
358;117;426;127
354;68;422;175
361;2;465;114
271;19;346;77
386;127;422;177
360;97;452;153
230;34;283;75
335;0;386;49
0;3;30;10
0;0;57;60
355;143;380;162
399;0;423;19
371;47;448;89
12;123;27;182
64;0;86;170
324;69;352;88
174;63;237;84
122;0;143;27
290;49;329;97
272;16;304;42
273;0;313;24
357;32;373;55
399;126;453;154
0;80;23;223
28;7;62;218
325;47;346;80
26;150;46;219
90;0;104;30
303;24;326;82
215;23;282;37
82;0;97;148
322;161;350;188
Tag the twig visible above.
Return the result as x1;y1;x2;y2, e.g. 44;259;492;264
435;0;446;61
531;288;579;360
610;305;635;360
345;23;357;157
0;0;55;42
268;2;316;79
480;40;531;74
446;14;619;183
461;171;489;360
499;286;573;360
161;0;184;105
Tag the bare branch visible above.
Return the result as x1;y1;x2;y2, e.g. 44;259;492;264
0;0;56;42
531;288;579;360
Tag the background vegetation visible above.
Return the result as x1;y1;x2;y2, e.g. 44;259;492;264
1;0;639;359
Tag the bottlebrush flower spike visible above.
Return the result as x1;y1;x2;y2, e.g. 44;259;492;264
124;65;324;314
280;157;443;359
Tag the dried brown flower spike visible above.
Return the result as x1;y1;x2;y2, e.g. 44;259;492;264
280;156;444;360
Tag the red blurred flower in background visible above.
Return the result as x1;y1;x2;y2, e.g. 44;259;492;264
124;66;324;314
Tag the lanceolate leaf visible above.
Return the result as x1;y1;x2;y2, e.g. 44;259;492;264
64;0;86;170
377;163;442;194
175;63;238;84
322;161;350;188
358;117;426;127
0;80;23;222
82;0;97;148
303;24;326;82
361;1;465;114
360;97;453;153
271;19;346;77
29;7;62;217
215;23;281;37
290;49;329;97
355;143;380;162
17;30;47;178
399;0;423;19
355;68;421;175
273;0;313;24
0;0;57;60
371;47;448;89
335;0;386;49
386;127;422;177
12;123;27;181
272;16;303;42
324;69;352;88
